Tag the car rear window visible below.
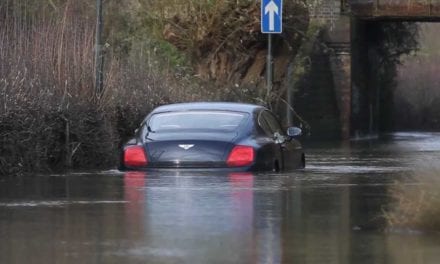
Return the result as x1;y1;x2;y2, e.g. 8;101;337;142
148;111;248;132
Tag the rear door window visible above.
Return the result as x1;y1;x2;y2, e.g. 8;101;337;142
258;112;272;137
258;111;284;137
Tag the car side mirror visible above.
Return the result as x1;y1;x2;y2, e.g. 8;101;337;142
287;127;302;137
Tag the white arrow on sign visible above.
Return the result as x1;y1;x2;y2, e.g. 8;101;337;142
265;0;279;31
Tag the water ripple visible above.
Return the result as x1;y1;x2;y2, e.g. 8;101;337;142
0;200;128;207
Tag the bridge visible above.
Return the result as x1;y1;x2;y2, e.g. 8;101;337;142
350;0;440;19
304;0;440;139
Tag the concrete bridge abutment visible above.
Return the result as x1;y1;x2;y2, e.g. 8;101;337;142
324;17;352;140
309;1;353;140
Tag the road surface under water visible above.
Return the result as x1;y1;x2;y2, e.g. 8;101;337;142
1;132;440;264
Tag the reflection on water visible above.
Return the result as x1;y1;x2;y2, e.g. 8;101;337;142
1;133;440;263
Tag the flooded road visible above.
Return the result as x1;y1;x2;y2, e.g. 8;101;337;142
1;132;440;264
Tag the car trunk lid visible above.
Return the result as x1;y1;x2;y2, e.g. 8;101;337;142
145;132;237;168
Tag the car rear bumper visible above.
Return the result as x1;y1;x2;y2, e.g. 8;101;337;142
119;165;257;173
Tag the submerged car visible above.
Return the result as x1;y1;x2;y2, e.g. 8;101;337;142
120;102;305;172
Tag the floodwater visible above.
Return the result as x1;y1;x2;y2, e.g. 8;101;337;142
1;133;440;264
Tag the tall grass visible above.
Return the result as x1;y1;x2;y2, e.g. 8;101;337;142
385;164;440;233
0;0;212;176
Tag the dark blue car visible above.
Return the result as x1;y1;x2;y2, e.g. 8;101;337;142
120;102;305;172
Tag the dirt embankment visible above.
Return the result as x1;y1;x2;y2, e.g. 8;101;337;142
162;1;309;103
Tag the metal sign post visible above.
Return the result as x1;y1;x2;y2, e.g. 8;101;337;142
266;34;272;101
95;0;104;98
261;0;282;103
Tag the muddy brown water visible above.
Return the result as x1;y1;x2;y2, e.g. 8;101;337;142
1;132;440;264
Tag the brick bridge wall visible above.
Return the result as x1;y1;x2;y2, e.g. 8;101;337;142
299;1;352;139
350;0;440;18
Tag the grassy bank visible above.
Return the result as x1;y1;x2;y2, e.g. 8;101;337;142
0;1;216;176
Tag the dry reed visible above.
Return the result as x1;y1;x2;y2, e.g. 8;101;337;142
385;164;440;233
0;0;212;175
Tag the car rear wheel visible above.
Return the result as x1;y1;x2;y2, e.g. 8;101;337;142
272;161;280;172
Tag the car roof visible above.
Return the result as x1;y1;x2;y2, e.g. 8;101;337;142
150;102;266;114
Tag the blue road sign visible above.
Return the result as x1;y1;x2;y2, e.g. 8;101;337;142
261;0;282;34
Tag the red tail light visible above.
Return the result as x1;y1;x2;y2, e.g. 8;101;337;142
124;146;148;167
227;145;255;167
